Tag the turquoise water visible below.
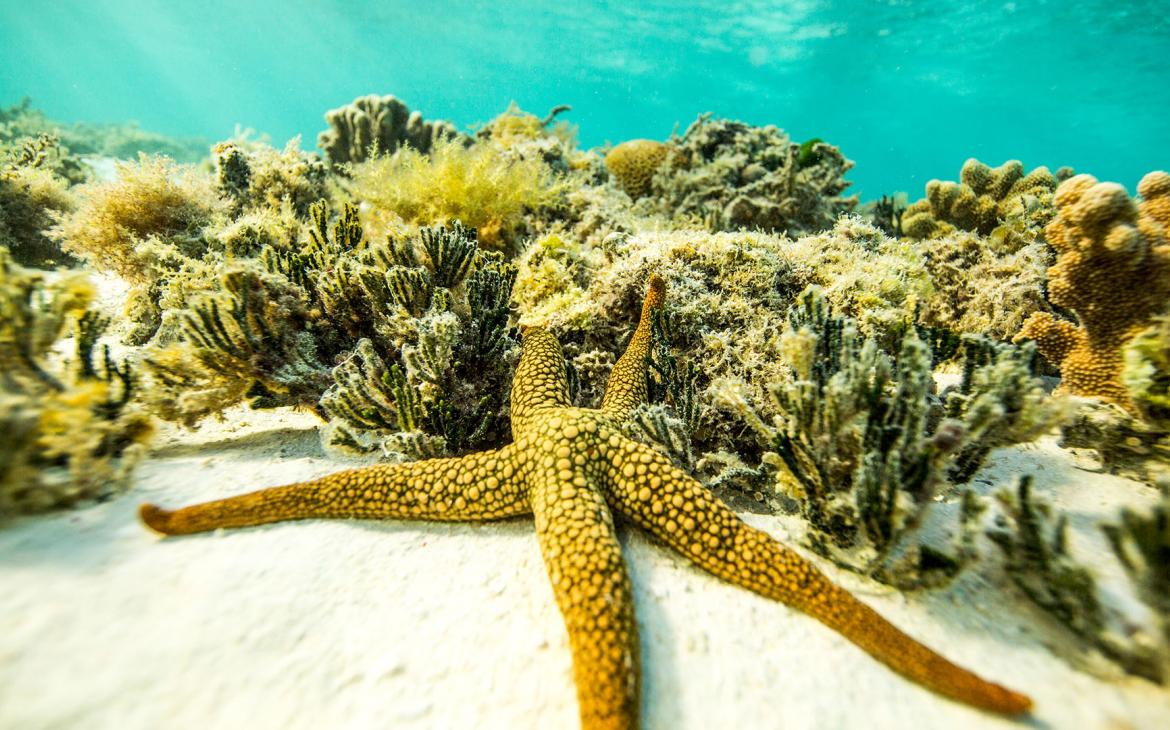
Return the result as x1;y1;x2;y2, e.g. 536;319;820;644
2;0;1167;196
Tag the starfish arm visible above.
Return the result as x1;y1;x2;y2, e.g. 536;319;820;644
530;473;640;730
600;274;665;420
139;445;529;536
509;328;573;433
601;436;1032;717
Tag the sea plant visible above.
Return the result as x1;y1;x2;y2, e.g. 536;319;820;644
0;248;152;517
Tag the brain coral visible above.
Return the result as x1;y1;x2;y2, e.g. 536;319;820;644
605;139;669;200
1016;171;1170;411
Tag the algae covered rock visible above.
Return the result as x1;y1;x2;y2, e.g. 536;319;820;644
0;134;77;267
650;115;857;235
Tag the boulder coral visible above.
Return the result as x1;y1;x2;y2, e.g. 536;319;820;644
1016;172;1170;411
605;139;670;200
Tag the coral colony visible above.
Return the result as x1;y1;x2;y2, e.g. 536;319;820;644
3;93;1170;720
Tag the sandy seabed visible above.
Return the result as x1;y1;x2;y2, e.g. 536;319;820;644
2;407;1170;729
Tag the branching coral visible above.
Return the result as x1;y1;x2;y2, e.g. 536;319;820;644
1016;172;1170;411
0;135;77;266
317;94;465;166
648;115;857;235
344;136;565;251
989;476;1170;683
0;248;152;516
903;159;1058;243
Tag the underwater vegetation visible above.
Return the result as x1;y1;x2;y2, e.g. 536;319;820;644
989;476;1170;684
723;289;1056;588
0;248;151;516
317;94;465;166
0;134;77;267
603;115;856;236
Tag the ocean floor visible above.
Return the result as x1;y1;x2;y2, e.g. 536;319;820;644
2;403;1169;730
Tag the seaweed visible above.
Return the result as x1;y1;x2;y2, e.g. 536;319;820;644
723;288;1057;587
989;476;1170;683
0;248;152;517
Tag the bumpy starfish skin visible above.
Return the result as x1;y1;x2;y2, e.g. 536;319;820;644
140;274;1032;729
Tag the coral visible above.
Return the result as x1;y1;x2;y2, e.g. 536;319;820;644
140;275;1032;726
142;204;521;459
651;115;857;235
344;136;565;251
317;94;464;166
1016;172;1170;412
903;159;1058;242
0;135;77;266
0;249;152;516
722;289;1056;587
989;476;1169;683
605;139;670;200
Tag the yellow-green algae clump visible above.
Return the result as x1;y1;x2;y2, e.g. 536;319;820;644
0;248;152;516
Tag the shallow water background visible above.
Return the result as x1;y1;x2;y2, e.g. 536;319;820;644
2;0;1167;196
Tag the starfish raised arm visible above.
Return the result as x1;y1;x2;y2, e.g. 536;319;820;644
600;435;1032;716
139;445;529;535
600;273;665;420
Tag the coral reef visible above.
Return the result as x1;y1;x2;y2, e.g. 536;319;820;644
142;203;520;461
0;135;77;266
648;115;857;235
1016;172;1170;411
212;138;328;218
475;102;590;176
916;229;1051;342
903;159;1058;243
0;248;151;516
317;94;465;166
989;476;1170;683
48;154;222;342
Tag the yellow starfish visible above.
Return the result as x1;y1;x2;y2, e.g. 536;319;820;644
140;274;1032;729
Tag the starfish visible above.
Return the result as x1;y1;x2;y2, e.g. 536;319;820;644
140;274;1032;729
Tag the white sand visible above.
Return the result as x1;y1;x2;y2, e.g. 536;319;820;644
2;406;1168;730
